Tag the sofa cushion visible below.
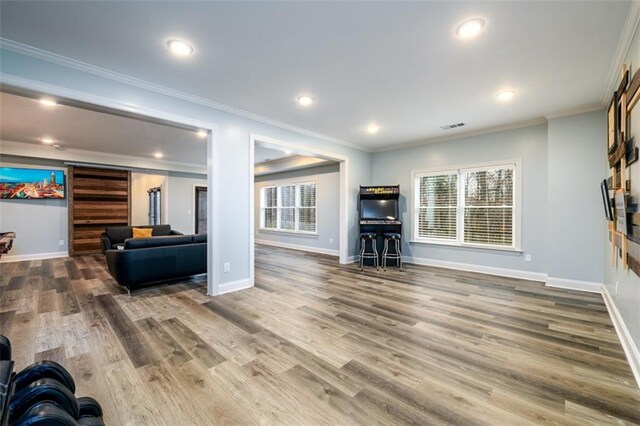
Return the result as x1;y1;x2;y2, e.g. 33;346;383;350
104;226;133;244
151;224;172;236
124;235;193;250
132;227;153;238
193;233;207;243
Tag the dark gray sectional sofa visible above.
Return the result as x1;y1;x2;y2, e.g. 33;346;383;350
102;225;207;291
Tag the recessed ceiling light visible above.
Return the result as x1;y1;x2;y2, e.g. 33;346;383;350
297;95;313;107
456;18;485;39
496;90;516;102
366;123;381;134
166;39;194;57
153;152;164;159
284;150;293;155
41;137;55;145
38;98;58;107
196;130;208;138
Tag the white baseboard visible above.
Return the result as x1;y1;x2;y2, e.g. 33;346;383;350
545;277;603;293
255;239;339;257
602;286;640;388
403;255;547;282
216;278;253;295
0;251;68;263
346;255;357;264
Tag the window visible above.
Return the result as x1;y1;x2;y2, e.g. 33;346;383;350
148;187;161;225
260;182;317;233
194;186;207;234
413;161;519;250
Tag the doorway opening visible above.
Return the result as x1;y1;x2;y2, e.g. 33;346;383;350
0;84;220;294
249;134;348;286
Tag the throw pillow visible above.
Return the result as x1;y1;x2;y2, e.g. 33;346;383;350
132;227;153;238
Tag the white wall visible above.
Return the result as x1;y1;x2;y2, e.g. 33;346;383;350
167;172;207;235
0;155;68;260
131;172;167;226
372;124;549;276
254;164;340;254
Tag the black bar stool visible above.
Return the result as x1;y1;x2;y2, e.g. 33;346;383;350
359;232;379;271
382;233;402;271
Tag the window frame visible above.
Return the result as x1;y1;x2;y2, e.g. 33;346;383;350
411;159;522;252
259;180;318;236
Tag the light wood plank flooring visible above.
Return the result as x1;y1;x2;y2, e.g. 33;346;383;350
1;245;639;425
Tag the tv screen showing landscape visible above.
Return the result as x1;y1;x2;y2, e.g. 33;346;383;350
0;167;65;199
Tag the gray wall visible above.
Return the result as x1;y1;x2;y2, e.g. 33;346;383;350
0;155;68;258
254;164;340;253
603;24;640;356
372;124;549;275
0;154;206;258
167;172;207;235
548;110;607;283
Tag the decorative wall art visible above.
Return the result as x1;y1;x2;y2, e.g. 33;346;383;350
607;63;640;277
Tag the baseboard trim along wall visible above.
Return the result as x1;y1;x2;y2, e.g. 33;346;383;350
602;286;640;388
545;276;604;293
217;278;253;295
0;251;68;263
402;255;548;282
255;239;339;257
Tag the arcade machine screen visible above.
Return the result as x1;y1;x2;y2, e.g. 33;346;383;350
361;199;398;220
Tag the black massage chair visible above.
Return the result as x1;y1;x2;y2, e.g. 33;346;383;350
0;336;105;426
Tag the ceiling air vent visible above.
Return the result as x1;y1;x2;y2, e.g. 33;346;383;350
440;122;465;130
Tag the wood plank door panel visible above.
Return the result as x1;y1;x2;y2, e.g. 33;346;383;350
68;166;131;255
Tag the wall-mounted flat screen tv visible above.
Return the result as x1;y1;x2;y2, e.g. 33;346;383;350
0;167;65;199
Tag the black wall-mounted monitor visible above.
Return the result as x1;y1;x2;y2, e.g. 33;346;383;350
361;199;398;220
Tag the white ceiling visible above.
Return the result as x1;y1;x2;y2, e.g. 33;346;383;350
254;146;291;164
0;92;206;165
0;1;631;150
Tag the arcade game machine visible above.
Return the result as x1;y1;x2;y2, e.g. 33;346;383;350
358;185;402;269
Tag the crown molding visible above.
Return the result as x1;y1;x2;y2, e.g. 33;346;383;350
0;38;370;153
372;117;547;153
543;103;603;120
0;139;207;175
601;0;640;106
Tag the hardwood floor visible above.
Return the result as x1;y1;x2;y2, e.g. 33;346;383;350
1;245;639;425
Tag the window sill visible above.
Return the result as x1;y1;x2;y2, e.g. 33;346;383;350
410;239;522;253
258;228;318;237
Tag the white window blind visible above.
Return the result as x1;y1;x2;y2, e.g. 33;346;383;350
416;173;457;241
297;183;317;233
462;167;514;246
280;184;296;230
262;186;278;229
260;181;317;234
413;162;518;250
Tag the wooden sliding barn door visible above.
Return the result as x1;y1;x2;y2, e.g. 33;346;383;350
68;166;131;255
